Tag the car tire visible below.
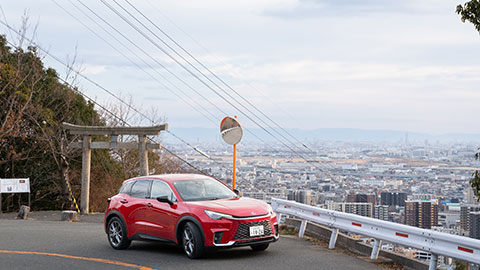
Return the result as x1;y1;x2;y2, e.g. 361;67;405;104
182;222;205;259
250;243;269;251
107;216;131;250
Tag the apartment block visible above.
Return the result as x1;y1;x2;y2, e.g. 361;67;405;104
405;200;438;229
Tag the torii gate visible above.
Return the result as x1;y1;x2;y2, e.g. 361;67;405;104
63;122;168;214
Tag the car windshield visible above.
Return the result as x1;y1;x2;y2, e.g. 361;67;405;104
173;178;236;202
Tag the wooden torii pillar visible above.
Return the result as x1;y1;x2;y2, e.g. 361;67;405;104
62;122;168;214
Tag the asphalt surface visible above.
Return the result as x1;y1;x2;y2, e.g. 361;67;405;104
0;212;382;270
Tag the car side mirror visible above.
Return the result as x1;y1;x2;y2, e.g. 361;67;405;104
233;189;240;196
157;196;174;205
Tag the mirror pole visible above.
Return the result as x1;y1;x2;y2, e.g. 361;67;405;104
232;116;238;190
233;143;236;190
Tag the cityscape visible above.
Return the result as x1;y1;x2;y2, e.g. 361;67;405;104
169;138;480;268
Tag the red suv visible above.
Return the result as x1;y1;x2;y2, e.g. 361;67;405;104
104;174;279;258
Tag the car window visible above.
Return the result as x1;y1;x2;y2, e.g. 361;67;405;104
119;181;134;194
173;178;236;202
129;180;151;198
150;180;176;201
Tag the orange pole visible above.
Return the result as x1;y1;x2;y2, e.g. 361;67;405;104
233;115;238;190
233;143;236;190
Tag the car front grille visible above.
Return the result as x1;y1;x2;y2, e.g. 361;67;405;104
233;220;273;240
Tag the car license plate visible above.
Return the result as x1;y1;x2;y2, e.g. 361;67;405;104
249;225;264;237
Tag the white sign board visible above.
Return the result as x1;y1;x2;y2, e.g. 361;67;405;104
0;178;30;193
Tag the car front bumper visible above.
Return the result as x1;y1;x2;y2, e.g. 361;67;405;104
203;214;279;247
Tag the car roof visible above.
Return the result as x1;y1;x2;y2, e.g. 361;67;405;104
125;173;214;183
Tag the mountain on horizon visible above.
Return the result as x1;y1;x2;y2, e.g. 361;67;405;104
164;127;480;144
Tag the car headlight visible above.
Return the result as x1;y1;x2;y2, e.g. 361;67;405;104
204;210;233;220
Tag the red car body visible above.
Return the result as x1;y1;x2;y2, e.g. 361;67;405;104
104;174;279;258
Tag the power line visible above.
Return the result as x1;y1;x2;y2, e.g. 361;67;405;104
0;21;221;178
67;0;269;145
111;0;311;154
50;0;297;178
1;5;334;175
53;0;269;172
123;0;317;154
142;0;305;137
53;0;218;126
99;0;333;172
1;2;278;182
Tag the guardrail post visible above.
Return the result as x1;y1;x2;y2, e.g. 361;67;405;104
370;239;382;260
275;212;282;223
329;228;338;249
429;253;438;270
298;220;307;238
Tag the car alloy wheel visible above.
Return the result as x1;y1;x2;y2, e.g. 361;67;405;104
107;216;131;250
182;222;205;259
109;220;123;247
183;226;194;256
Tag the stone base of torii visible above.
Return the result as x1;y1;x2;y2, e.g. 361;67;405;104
63;122;168;214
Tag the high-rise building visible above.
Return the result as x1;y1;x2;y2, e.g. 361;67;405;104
374;205;390;221
380;192;407;207
469;212;480;239
460;204;480;233
347;193;376;206
405;200;438;229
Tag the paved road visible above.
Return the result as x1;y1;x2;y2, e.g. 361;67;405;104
0;217;382;270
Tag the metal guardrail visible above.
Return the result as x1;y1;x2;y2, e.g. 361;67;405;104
271;198;480;270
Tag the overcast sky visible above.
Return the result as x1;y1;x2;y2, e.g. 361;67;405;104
1;0;479;135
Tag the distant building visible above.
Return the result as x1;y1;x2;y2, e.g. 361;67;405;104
460;204;480;233
466;186;478;204
381;192;407;207
347;193;376;206
374;205;389;221
468;212;480;239
438;212;459;229
415;250;432;261
405;200;438;229
326;202;372;217
265;193;287;203
287;190;313;205
411;194;434;200
244;192;266;201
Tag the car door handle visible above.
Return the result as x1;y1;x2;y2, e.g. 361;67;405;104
146;202;153;208
120;199;128;204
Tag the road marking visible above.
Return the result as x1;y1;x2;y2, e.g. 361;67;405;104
0;250;157;270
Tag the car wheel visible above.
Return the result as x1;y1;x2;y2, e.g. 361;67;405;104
182;222;205;259
107;216;131;250
250;243;269;251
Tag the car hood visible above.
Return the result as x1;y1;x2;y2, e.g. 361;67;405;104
186;197;269;217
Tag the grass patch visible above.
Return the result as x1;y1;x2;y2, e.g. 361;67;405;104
278;224;297;235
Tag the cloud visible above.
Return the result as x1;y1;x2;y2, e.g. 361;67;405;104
262;0;443;19
218;60;480;84
81;64;106;75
